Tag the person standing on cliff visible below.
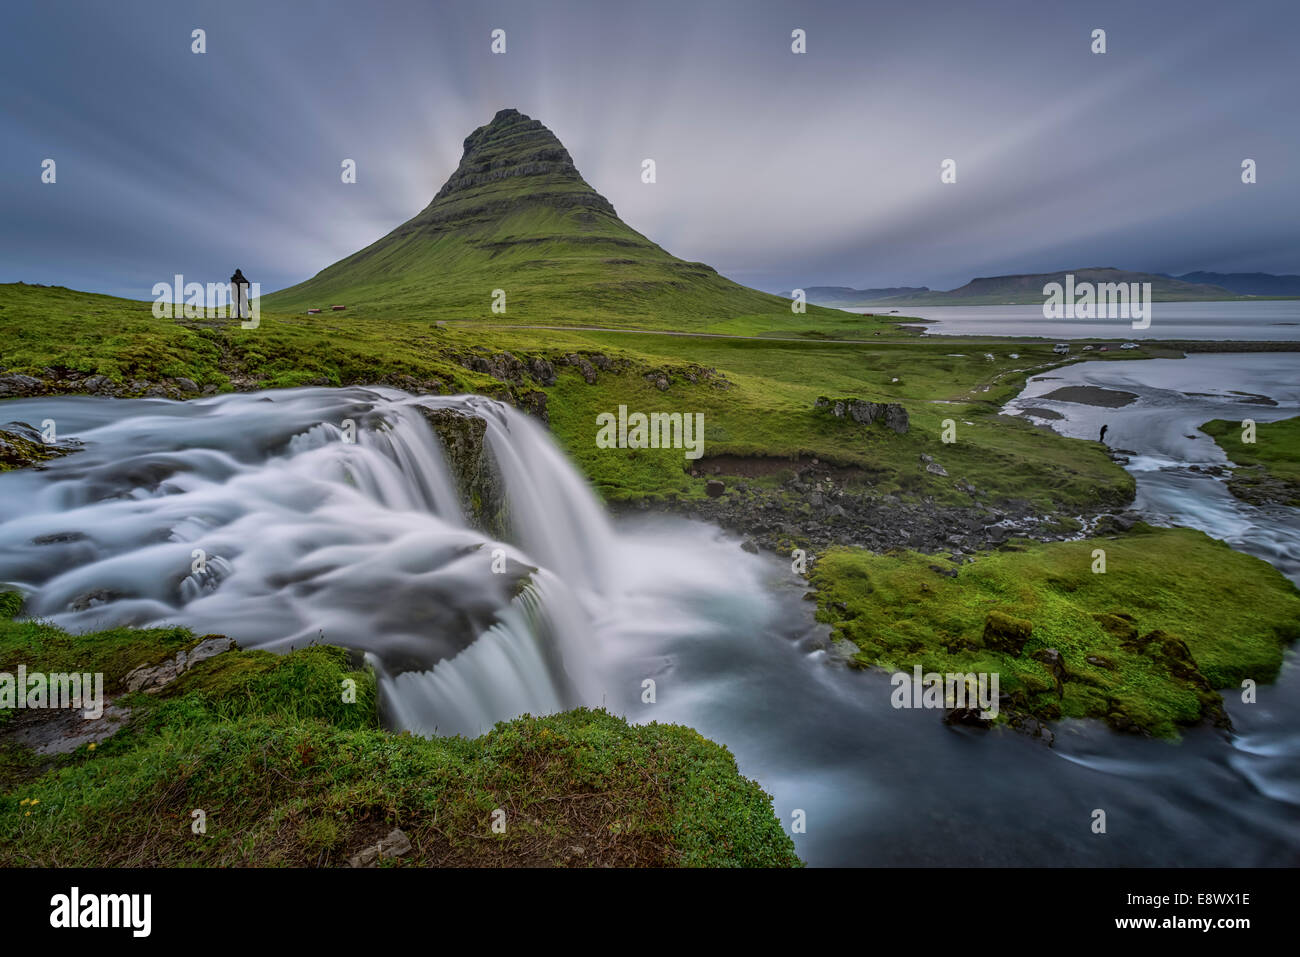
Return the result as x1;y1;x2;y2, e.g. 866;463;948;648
230;268;250;320
1099;423;1109;444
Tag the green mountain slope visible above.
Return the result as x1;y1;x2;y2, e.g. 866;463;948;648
267;109;818;330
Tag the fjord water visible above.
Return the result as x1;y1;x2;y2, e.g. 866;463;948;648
871;299;1300;339
1;383;1297;865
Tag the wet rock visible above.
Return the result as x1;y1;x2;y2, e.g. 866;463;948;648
175;377;200;394
706;479;725;498
944;707;991;728
69;588;121;612
417;407;508;537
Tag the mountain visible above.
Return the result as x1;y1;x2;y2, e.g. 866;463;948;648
267;109;809;328
1173;272;1300;297
789;285;929;307
802;267;1240;307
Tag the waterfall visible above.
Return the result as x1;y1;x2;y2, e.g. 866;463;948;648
0;387;616;736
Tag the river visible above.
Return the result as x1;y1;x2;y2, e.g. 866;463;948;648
0;365;1297;866
859;299;1300;340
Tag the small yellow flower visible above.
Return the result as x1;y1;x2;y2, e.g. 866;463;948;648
29;799;39;806
24;812;30;817
87;743;96;751
19;799;29;806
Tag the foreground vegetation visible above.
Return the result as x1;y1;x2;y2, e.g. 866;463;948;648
810;525;1300;737
0;594;798;867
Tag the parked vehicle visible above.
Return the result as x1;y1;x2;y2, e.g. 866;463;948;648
1053;343;1070;355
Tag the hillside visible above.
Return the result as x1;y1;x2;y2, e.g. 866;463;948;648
267;109;827;330
1175;271;1300;297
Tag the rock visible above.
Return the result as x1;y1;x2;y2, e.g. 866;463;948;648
924;462;948;477
1092;612;1138;643
564;354;598;384
1085;654;1115;670
944;707;991;728
882;404;909;434
348;828;413;868
5;702;133;756
69;588;121;612
417;407;507;536
655;377;669;391
0;373;43;397
527;357;556;386
1031;647;1066;695
982;610;1033;655
740;539;759;554
175;377;200;394
124;635;235;692
706;479;725;498
832;639;860;660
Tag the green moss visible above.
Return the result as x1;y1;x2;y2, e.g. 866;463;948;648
810;526;1300;737
1201;416;1300;506
0;610;797;867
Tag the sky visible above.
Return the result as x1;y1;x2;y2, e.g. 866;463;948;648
2;0;1297;299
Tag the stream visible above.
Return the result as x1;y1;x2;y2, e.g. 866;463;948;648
1;362;1297;866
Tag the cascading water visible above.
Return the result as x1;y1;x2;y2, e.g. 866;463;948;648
4;375;1300;865
0;387;615;738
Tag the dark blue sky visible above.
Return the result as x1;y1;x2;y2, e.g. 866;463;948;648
2;0;1296;299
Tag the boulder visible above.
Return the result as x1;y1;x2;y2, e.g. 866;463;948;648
982;610;1033;655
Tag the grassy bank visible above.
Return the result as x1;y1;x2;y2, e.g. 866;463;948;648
1201;415;1300;507
0;594;799;867
809;525;1300;737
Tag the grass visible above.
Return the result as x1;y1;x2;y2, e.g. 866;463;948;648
1201;416;1300;506
810;525;1300;737
0;282;1135;512
0;594;799;867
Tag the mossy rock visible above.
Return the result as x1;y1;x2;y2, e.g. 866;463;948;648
981;610;1033;654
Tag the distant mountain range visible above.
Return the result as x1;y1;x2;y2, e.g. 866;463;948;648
1168;271;1300;297
794;268;1300;308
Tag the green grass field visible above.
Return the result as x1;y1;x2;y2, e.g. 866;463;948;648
810;526;1300;737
